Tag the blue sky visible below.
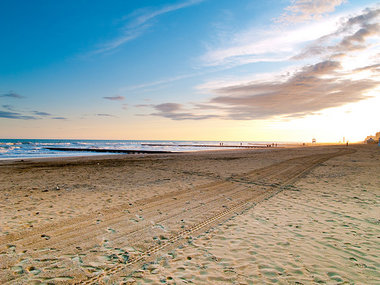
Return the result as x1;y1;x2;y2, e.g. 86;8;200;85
1;0;379;142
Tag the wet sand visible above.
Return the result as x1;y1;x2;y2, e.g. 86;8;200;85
0;145;379;284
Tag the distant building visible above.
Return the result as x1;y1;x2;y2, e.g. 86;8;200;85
312;138;316;144
366;138;376;144
365;131;380;144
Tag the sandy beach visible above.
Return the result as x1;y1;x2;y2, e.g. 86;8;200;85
0;145;379;284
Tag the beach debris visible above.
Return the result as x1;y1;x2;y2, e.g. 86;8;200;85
11;266;24;275
107;227;116;233
26;266;41;275
152;223;166;231
130;218;139;223
7;244;16;253
41;234;50;240
71;255;83;264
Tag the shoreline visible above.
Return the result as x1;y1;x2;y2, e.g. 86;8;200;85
0;146;275;164
0;143;354;164
1;138;351;162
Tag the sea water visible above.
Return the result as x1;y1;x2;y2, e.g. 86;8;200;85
0;139;294;159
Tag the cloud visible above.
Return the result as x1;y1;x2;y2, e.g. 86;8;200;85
103;95;125;101
201;0;349;67
96;113;117;117
2;104;15;111
93;0;205;54
0;105;68;120
196;60;379;120
134;104;151;108
202;11;341;67
276;0;345;23
51;117;67;120
33;111;52;116
293;7;380;59
188;5;380;121
0;91;25;99
120;72;205;92
122;103;128;110
0;111;36;120
155;103;182;113
149;103;219;120
202;5;379;69
140;4;378;122
353;63;380;73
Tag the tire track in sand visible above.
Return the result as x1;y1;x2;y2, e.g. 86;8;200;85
0;148;355;284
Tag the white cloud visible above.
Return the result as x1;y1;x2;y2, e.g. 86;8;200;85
293;7;380;59
202;17;339;67
165;7;380;122
276;0;345;23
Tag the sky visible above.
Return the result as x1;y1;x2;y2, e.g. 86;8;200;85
0;0;379;142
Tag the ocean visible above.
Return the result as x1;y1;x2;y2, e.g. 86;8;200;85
0;139;294;159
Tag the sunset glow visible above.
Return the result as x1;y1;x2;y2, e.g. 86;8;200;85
1;0;379;142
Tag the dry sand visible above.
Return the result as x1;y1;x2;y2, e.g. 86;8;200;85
0;145;379;284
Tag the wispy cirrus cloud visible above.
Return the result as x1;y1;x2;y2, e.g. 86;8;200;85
92;0;205;55
103;95;125;101
293;7;380;59
201;0;349;67
201;11;340;67
276;0;346;23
